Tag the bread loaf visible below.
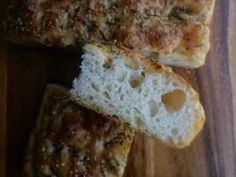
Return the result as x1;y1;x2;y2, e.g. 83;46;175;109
3;0;215;68
24;84;134;177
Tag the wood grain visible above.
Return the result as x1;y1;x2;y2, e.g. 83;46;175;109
0;0;236;177
0;42;7;177
228;0;236;148
0;1;7;177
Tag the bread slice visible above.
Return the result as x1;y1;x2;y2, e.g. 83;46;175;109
23;84;134;177
3;0;215;68
71;44;205;148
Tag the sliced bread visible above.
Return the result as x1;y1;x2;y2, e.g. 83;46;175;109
70;44;205;148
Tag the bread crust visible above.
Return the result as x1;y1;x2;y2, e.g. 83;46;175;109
3;0;215;68
23;84;134;177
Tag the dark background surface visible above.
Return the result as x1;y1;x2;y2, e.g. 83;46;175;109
1;0;236;176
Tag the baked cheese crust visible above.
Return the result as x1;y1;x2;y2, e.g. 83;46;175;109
4;0;215;67
23;84;134;177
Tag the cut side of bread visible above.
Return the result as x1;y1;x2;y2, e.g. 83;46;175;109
24;84;134;177
71;44;205;148
3;0;215;68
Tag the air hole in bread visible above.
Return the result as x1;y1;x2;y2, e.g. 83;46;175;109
149;51;159;58
125;110;130;115
91;83;99;93
161;89;186;113
152;80;158;85
100;77;105;82
125;62;139;70
120;94;124;100
112;115;119;119
106;85;112;92
172;82;178;87
103;57;112;69
148;100;159;117
129;73;145;88
103;91;111;99
136;117;145;129
117;87;122;93
118;73;126;82
171;128;179;136
134;107;141;114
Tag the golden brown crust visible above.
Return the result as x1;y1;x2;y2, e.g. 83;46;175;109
4;0;215;67
23;84;134;177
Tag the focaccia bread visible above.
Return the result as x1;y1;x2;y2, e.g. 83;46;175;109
71;44;205;148
3;0;215;68
23;84;134;177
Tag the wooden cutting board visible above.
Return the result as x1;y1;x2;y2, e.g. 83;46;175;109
1;0;236;177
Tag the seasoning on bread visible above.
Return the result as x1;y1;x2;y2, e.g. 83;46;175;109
24;84;134;177
3;0;215;68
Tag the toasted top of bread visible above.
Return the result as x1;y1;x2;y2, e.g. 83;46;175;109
4;0;215;68
71;44;205;148
24;84;134;177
